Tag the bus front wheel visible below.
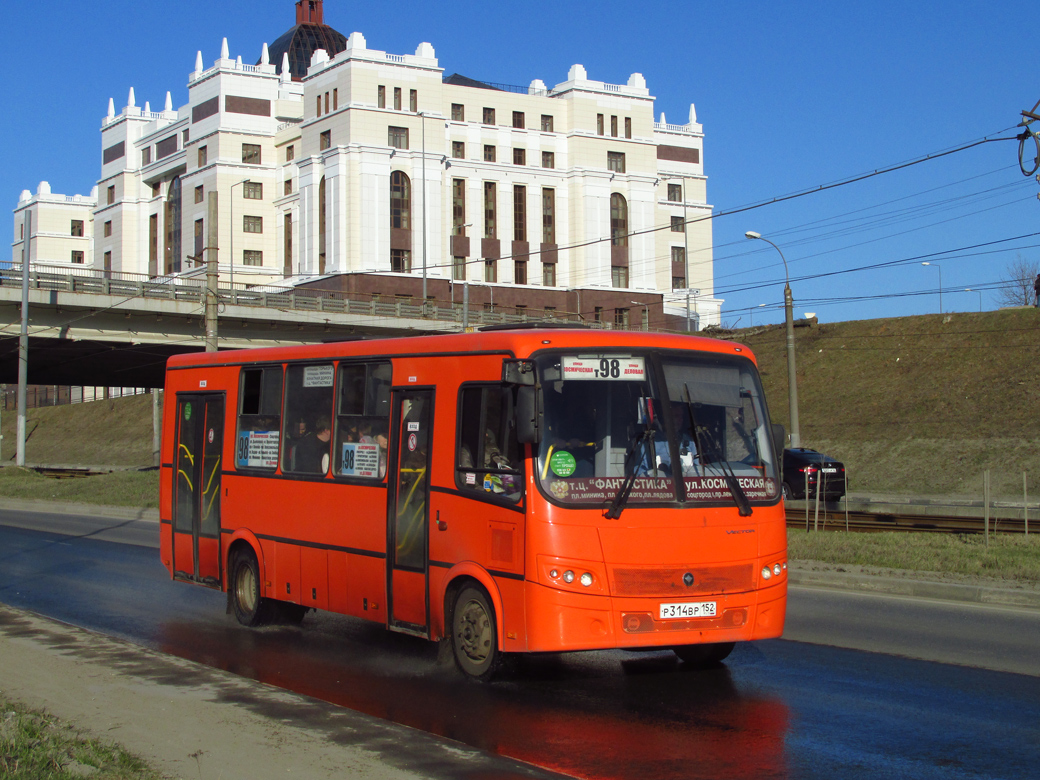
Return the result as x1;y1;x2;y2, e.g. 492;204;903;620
674;642;735;667
229;548;274;627
451;585;502;680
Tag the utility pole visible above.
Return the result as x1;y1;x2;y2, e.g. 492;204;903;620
17;211;31;466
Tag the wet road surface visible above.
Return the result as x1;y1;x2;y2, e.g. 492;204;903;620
1;509;1038;780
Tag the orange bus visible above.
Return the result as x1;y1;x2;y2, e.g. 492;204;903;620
160;326;787;679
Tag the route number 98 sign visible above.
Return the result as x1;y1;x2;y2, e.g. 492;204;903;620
562;355;646;381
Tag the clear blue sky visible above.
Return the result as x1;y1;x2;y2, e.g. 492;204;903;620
5;0;1038;324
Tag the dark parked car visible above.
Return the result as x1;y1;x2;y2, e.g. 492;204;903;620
782;448;846;501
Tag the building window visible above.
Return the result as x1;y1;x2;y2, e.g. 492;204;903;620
451;103;465;122
542;151;555;169
484;182;496;239
612;267;630;289
483;144;496;163
597;114;604;135
183;129;189;145
320;130;331;150
244;182;263;199
542;261;555;287
333;88;338;110
244;250;263;266
541;114;554;132
390;171;411;229
198;146;207;167
452;179;466;235
391;248;411;272
194;219;204;260
104;221;112;237
107;186;115;205
513;185;526;242
542;188;555;244
317;95;322;116
284;179;293;196
513;148;526;166
671;246;686;269
388;126;409;149
483;107;495;125
242;144;261;165
668;183;682;202
512;111;525;129
142;148;152;166
286;145;295;162
195;185;204;204
409;89;417;112
453;256;466;281
515;260;527;285
378;85;385;108
608;152;626;173
594;307;603;322
324;92;329;114
614;307;630;327
103;251;112;272
71;220;84;237
611;115;618;137
672;276;686;290
610;193;628;247
393;87;402;111
243;215;263;233
71;250;84;264
452;141;465;159
484;259;497;283
625;117;632;139
671;215;684;232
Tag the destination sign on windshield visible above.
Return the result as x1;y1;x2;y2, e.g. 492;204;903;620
562;355;646;381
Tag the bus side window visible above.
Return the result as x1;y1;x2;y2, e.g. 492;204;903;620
456;384;523;501
335;361;392;479
236;366;283;470
282;364;335;475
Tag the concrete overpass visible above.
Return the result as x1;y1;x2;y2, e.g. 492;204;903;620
0;268;491;388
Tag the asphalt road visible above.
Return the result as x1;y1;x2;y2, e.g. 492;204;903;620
1;507;1038;780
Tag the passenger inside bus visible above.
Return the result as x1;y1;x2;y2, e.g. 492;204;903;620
293;415;332;473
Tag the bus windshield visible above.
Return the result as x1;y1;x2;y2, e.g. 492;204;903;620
534;351;780;509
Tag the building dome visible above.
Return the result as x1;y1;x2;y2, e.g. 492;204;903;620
264;1;347;80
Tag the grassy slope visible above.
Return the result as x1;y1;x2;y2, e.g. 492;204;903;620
729;308;1040;496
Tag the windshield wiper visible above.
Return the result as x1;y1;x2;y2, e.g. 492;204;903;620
605;410;657;520
684;385;752;517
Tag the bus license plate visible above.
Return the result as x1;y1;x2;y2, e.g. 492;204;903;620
659;601;716;620
821;467;837;473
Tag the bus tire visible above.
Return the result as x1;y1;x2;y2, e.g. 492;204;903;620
674;641;735;667
229;548;274;627
451;585;502;680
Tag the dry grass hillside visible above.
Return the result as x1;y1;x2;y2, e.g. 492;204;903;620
727;307;1040;497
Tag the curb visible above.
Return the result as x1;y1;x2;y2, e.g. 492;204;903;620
789;569;1040;610
0;498;159;523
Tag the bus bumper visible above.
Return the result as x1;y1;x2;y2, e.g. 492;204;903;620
522;579;787;653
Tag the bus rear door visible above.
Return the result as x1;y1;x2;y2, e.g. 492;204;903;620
386;388;434;635
171;393;224;587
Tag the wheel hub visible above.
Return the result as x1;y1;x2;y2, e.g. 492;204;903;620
457;599;491;662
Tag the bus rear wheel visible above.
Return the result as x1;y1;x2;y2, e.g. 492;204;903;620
674;642;735;667
451;585;502;680
229;548;274;627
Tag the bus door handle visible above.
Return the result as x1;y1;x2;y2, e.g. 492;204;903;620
436;510;447;531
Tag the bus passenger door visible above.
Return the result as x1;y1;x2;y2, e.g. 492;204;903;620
386;389;433;635
172;393;224;588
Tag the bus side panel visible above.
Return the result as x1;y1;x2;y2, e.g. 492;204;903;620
496;576;529;653
273;541;301;604
328;551;350;614
301;547;329;611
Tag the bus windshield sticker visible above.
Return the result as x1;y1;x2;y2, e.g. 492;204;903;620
303;365;334;388
549;450;577;477
341;442;380;478
562;356;645;381
237;430;279;469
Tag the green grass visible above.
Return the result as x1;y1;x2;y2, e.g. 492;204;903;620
0;696;161;780
0;468;159;509
787;529;1040;583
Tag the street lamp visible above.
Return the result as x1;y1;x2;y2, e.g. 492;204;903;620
750;302;767;326
965;288;982;312
632;300;650;331
921;261;942;313
745;230;800;448
230;178;252;292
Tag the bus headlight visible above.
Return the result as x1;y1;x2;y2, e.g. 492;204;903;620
580;572;593;587
563;570;575;583
761;566;772;580
773;563;782;577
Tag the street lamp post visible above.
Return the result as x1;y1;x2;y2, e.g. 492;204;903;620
965;288;982;312
230;178;251;292
745;231;800;448
921;261;942;313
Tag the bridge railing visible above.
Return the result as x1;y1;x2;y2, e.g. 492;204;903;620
0;266;619;331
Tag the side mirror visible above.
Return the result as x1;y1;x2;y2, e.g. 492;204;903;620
516;386;541;444
771;423;785;476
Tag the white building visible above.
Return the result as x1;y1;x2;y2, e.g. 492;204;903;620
12;0;721;330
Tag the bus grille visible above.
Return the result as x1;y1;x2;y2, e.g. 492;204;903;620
610;564;754;597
